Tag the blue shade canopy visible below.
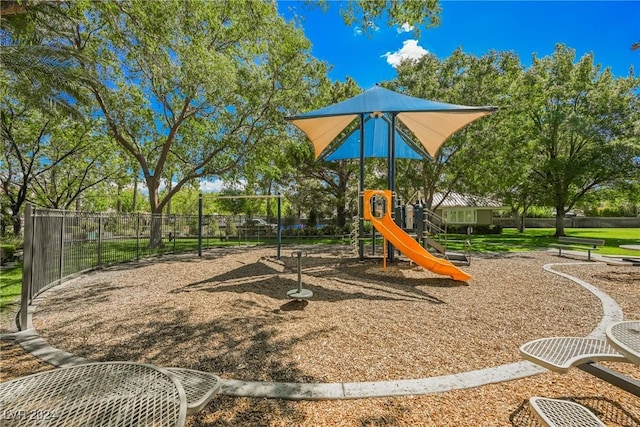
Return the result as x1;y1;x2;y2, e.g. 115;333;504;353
287;85;497;159
323;115;426;161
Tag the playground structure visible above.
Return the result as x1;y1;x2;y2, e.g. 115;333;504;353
362;190;472;282
352;191;472;264
287;85;496;269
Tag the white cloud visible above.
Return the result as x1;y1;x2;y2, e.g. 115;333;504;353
397;23;414;33
382;39;428;68
136;181;149;196
199;179;225;193
354;21;379;36
134;178;225;196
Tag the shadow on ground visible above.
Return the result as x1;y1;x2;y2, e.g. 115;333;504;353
175;255;448;304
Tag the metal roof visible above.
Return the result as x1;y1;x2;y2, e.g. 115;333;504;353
432;192;504;208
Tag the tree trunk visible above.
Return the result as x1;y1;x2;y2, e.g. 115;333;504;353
512;207;525;233
517;211;526;233
148;181;164;249
11;212;21;238
266;183;272;223
150;213;164;249
166;178;172;216
132;178;138;212
336;202;346;228
554;211;565;237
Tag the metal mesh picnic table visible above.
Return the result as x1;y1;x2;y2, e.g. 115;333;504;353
0;362;187;426
606;320;640;365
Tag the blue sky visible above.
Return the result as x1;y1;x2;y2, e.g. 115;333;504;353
278;1;640;89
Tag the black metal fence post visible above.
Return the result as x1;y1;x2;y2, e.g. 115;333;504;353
172;215;177;253
59;209;65;283
198;193;203;257
277;193;282;260
97;213;103;268
20;204;34;330
136;213;140;262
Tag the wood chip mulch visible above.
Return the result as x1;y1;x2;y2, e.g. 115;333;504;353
2;245;639;426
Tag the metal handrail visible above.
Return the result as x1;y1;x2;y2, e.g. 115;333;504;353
423;208;448;249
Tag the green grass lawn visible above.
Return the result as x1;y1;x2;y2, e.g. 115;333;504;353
1;265;22;311
563;228;640;255
457;228;640;255
2;228;638;315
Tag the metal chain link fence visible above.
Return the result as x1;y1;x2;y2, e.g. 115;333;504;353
19;203;280;329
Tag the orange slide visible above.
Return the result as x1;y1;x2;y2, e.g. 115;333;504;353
363;190;472;282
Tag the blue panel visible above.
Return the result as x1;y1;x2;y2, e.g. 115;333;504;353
324;116;424;160
289;85;495;119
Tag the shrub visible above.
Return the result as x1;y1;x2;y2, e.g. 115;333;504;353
307;208;318;229
318;224;344;236
0;242;15;265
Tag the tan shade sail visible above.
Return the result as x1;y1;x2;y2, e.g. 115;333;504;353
288;114;358;159
397;110;493;157
287;85;496;160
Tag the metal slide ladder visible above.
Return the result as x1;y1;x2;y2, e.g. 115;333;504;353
423;208;471;266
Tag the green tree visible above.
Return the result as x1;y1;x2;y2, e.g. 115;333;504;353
0;0;93;115
66;0;325;247
336;0;440;36
28;120;123;210
236;132;294;223
163;186;200;215
287;78;361;228
515;44;640;236
0;91;104;236
392;50;518;211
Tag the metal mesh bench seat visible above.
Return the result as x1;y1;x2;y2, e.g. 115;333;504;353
606;321;640;365
529;397;606;427
166;368;221;414
0;362;187;426
519;337;627;372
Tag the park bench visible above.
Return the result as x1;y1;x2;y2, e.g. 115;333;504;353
165;367;221;414
549;236;605;261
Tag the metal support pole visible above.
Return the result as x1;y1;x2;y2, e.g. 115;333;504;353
387;114;397;262
287;251;312;300
97;214;103;269
578;363;640;396
59;210;65;283
358;114;365;261
20;204;34;330
198;193;203;257
372;227;376;255
277;194;282;260
389;114;396;192
296;252;303;292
